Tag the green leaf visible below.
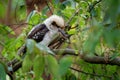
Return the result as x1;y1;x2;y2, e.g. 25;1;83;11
103;29;114;47
0;25;15;35
27;10;37;22
83;19;103;54
42;6;49;15
110;52;120;61
62;0;71;7
26;39;36;54
33;55;44;80
67;29;76;35
36;43;54;55
0;63;6;80
45;55;60;79
59;56;73;76
103;0;120;26
22;55;33;72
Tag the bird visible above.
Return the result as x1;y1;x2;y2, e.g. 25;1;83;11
27;15;65;46
7;15;67;75
20;15;66;54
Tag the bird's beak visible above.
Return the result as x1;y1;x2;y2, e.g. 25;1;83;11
58;28;69;39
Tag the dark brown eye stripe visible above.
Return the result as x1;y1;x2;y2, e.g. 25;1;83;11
52;21;60;28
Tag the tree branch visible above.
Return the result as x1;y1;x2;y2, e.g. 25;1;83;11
8;48;120;75
6;48;120;80
53;48;120;66
70;67;111;78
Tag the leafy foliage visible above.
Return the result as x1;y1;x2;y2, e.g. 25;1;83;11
59;56;73;76
0;63;6;80
0;0;120;80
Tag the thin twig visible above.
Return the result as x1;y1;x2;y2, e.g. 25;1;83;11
65;8;81;31
66;0;102;30
45;0;53;15
88;0;102;12
66;8;81;25
70;67;111;78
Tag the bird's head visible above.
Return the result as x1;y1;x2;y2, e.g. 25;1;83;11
43;15;65;30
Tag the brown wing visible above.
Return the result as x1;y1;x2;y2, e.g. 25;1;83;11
27;24;49;42
21;24;49;53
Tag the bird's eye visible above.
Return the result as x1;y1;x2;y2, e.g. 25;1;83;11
52;21;60;28
51;21;56;26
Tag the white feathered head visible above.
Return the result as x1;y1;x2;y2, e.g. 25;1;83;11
44;15;65;29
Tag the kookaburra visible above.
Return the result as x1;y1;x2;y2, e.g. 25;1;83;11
19;15;66;54
27;15;65;46
7;15;66;74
